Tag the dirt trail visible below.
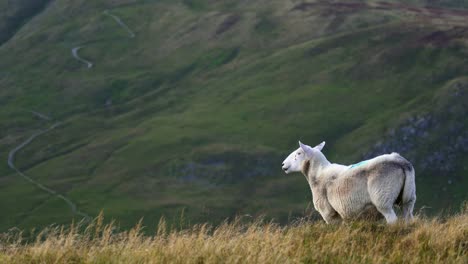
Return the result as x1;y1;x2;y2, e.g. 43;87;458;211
71;46;93;69
71;9;135;68
103;10;136;38
30;111;51;121
8;113;91;221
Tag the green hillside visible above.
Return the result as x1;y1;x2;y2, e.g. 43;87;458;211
0;0;467;231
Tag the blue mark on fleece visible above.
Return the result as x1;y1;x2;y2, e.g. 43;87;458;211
349;160;368;169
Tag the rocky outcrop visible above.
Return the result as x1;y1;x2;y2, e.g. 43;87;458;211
364;79;468;176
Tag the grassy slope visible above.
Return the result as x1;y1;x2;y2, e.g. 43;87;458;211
0;213;467;263
0;0;467;230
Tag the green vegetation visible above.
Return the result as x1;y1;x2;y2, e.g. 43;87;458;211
0;0;467;231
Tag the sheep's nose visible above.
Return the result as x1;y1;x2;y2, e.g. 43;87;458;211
282;162;285;166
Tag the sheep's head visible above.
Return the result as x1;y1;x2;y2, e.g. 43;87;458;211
281;141;325;174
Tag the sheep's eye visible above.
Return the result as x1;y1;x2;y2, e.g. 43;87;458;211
298;152;301;155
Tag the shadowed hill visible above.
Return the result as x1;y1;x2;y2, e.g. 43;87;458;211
0;0;52;45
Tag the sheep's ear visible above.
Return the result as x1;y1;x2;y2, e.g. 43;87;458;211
299;141;314;156
314;141;326;151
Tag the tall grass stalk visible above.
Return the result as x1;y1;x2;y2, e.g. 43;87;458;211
0;211;466;263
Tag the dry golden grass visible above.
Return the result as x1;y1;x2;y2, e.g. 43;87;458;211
0;211;467;264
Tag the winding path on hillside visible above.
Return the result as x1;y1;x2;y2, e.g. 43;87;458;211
71;46;93;69
103;10;136;38
71;9;135;68
30;110;51;121
8;113;91;221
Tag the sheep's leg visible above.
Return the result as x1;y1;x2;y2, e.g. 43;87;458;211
368;167;404;224
320;210;342;224
402;200;415;221
376;206;397;224
312;187;343;224
323;214;342;225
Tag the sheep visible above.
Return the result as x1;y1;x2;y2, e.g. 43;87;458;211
281;141;416;224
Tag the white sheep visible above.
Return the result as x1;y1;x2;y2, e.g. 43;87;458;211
282;141;416;224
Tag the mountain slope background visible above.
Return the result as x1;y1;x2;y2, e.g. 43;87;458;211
0;0;467;231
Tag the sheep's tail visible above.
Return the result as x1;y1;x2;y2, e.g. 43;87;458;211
390;153;416;220
401;160;416;220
